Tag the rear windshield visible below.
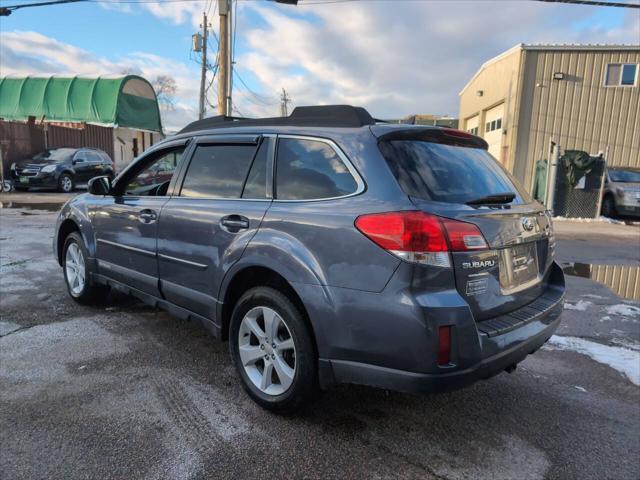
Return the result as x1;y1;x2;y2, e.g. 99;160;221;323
379;140;531;205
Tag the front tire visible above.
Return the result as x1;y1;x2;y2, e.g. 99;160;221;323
62;232;108;304
58;173;74;193
229;287;318;412
601;195;617;218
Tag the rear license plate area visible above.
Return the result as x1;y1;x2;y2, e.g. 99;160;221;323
498;243;540;294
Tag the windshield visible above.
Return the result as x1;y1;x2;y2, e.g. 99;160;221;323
609;169;640;183
379;140;532;205
32;148;76;163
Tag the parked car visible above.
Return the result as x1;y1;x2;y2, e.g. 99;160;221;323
11;147;114;193
53;106;564;411
602;167;640;218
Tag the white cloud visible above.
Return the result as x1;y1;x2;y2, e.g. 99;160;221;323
1;1;639;128
230;1;640;118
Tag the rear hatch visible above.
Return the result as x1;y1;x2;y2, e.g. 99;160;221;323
375;126;555;321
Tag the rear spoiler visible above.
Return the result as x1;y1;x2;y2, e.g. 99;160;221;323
376;127;489;150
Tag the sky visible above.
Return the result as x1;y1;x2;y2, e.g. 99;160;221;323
1;0;639;132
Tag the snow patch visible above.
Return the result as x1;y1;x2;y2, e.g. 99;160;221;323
605;304;640;318
564;300;592;311
545;336;640;386
553;216;625;224
574;386;587;392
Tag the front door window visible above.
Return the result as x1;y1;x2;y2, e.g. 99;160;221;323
124;147;185;197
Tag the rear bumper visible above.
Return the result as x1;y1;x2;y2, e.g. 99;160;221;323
320;311;560;393
312;262;564;393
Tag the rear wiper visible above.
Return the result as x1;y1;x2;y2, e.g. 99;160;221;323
465;192;516;206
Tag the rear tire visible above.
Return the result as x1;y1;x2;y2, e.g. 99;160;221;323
62;232;109;304
229;286;318;412
58;173;74;193
601;195;617;218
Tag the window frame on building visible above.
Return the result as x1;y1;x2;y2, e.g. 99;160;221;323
604;63;638;87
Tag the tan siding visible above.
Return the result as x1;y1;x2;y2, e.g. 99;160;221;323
521;49;640;188
458;47;523;170
463;46;640;189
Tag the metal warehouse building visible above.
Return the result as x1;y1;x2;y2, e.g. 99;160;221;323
459;44;639;190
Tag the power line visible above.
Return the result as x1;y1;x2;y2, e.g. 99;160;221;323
1;0;84;16
296;0;639;6
233;68;279;104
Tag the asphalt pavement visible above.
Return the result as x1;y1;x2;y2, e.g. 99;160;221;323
0;194;638;480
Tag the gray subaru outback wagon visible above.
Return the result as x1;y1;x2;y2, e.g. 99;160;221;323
54;106;564;411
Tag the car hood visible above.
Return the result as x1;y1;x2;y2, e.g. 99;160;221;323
16;159;59;168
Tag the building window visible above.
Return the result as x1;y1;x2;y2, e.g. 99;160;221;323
485;118;503;133
467;127;478;136
605;63;638;87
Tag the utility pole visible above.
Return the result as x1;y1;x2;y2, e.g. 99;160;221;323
198;12;209;120
218;0;232;116
280;88;291;117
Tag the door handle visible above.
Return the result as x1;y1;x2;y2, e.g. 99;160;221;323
139;209;158;224
220;215;250;231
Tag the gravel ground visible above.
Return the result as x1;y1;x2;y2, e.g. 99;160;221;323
1;200;639;480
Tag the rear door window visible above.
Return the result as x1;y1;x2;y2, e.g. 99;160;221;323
180;144;257;199
379;140;531;205
275;137;358;200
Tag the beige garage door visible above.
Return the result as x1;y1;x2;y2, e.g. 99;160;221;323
465;115;479;136
484;104;504;162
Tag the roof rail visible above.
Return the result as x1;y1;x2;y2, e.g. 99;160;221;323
178;105;375;134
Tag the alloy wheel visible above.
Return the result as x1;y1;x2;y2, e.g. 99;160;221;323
61;176;73;192
65;243;85;295
238;306;296;396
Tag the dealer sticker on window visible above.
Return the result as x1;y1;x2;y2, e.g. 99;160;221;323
466;277;488;296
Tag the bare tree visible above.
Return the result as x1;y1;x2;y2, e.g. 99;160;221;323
153;76;177;109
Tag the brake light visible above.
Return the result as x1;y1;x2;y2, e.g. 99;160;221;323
441;127;474;139
354;211;488;267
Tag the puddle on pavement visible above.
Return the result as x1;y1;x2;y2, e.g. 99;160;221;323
563;262;640;300
0;202;61;212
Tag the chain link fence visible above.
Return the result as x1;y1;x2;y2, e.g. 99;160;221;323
532;143;607;219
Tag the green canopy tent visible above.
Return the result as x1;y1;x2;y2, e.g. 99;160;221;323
0;75;162;133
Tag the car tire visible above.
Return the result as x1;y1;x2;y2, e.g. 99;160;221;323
229;286;318;412
58;173;74;193
601;195;617;218
62;232;109;304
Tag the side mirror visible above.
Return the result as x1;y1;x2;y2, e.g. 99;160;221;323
88;176;112;196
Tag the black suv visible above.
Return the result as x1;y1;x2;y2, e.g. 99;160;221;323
12;147;114;192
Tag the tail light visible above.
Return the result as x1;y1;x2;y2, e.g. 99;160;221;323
354;211;487;267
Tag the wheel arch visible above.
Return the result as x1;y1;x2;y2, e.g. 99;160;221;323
218;265;319;358
56;218;82;265
55;204;96;265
